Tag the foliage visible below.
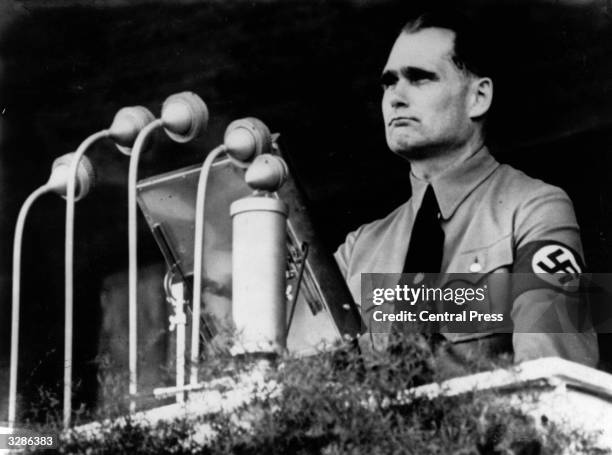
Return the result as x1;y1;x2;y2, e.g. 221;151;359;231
36;335;603;454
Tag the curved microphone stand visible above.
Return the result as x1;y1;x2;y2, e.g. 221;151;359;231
63;130;107;428
8;184;52;429
63;106;154;428
127;92;207;412
9;151;96;429
127;118;163;412
189;144;227;385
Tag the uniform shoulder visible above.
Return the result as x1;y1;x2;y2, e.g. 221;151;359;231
334;200;410;278
494;163;570;203
493;164;580;250
351;200;411;238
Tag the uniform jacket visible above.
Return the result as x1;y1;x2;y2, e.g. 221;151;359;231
335;146;599;367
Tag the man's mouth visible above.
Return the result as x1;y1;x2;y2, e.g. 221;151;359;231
388;117;418;126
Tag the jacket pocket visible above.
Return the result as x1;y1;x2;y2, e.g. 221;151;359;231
445;234;514;283
440;234;514;342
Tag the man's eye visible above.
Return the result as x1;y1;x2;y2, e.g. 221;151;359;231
406;69;438;85
409;75;432;85
409;77;430;86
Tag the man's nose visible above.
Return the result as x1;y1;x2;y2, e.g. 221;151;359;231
386;83;409;109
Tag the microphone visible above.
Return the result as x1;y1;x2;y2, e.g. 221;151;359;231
245;154;288;192
224;117;272;167
161;92;209;143
48;152;96;200
127;92;208;412
109;106;156;155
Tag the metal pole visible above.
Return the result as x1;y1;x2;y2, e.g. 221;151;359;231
8;185;50;428
63;130;108;428
190;145;226;385
127;119;163;412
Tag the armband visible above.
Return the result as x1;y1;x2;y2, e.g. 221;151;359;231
512;240;584;298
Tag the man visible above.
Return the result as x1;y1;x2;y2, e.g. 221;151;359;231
334;11;599;371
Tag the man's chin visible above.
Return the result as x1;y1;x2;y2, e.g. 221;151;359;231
388;142;430;160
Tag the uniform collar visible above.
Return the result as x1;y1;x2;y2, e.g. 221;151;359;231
409;145;500;220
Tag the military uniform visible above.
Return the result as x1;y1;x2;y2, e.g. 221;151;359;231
335;146;599;369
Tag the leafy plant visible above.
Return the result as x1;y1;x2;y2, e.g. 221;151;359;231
40;335;605;454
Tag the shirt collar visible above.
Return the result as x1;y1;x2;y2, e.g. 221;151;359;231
409;146;500;220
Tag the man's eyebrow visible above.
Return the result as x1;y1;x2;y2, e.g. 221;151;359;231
380;66;440;86
401;66;439;81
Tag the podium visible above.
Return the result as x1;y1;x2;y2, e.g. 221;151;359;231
135;154;362;356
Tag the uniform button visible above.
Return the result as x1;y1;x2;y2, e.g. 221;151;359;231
413;273;425;284
469;261;482;273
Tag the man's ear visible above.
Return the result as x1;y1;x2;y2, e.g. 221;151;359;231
468;77;493;119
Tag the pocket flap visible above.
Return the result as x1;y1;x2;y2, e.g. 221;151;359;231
443;234;513;285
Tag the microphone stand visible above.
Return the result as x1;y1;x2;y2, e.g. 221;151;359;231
63;130;108;428
127;119;163;412
8;184;52;429
190;144;227;386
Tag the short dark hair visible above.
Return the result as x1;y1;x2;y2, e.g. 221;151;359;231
401;10;487;77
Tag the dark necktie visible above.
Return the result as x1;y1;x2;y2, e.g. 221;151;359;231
390;185;444;343
403;185;444;274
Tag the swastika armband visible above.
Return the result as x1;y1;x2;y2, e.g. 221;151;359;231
512;240;585;298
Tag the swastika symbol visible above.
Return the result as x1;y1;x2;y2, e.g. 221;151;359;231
532;244;581;286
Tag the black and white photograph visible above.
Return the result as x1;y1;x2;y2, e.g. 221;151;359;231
1;0;612;453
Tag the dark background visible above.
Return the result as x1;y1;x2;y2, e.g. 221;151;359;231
1;0;612;419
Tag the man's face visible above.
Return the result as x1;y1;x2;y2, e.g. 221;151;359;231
381;27;474;158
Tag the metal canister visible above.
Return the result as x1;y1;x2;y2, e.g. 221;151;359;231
230;196;288;354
